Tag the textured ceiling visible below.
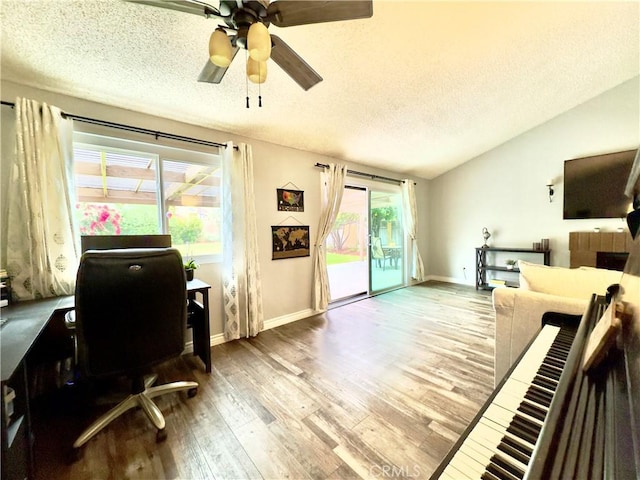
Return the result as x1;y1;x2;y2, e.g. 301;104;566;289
1;0;638;179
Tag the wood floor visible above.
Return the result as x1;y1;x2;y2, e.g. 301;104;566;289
32;281;495;480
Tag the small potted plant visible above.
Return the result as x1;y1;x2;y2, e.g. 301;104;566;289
184;259;198;281
505;259;517;270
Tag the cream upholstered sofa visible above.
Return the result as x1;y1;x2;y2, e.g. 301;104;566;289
492;260;622;386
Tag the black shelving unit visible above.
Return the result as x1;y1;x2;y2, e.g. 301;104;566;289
475;247;551;290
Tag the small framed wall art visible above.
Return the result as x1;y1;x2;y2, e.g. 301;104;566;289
272;225;310;260
277;188;304;212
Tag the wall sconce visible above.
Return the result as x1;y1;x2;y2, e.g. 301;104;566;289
546;179;554;203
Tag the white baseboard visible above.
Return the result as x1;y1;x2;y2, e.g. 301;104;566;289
185;308;318;352
425;274;475;287
263;308;317;331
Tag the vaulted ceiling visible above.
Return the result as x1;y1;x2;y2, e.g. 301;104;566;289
1;1;638;179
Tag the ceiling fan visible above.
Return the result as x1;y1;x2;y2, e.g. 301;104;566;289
127;0;373;90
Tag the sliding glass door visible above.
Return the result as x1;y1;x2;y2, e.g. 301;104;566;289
370;188;404;294
326;186;369;301
326;181;405;303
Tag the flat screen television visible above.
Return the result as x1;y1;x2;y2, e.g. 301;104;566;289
563;149;637;220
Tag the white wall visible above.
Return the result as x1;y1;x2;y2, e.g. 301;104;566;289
428;76;640;285
0;80;429;341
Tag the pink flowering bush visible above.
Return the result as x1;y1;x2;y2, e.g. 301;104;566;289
78;204;122;235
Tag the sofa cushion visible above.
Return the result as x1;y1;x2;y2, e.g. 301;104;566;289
518;260;621;299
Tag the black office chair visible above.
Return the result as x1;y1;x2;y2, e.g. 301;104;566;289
68;248;198;452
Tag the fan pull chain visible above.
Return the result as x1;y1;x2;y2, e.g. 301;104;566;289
258;62;263;107
246;50;250;108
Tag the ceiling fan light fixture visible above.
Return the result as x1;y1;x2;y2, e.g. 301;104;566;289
247;57;267;84
247;22;271;62
209;28;233;67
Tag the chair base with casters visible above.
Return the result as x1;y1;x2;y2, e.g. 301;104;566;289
72;374;198;449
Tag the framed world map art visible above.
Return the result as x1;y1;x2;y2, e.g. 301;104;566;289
272;225;310;260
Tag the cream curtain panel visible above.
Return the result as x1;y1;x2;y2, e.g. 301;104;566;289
222;142;264;340
6;98;79;300
312;163;347;311
401;180;425;281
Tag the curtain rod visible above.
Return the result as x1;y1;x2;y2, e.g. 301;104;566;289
315;162;406;185
1;100;235;150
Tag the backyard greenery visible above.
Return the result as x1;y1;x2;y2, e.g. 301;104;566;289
76;202;219;255
326;252;361;265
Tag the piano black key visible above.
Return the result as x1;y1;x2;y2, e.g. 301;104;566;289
490;453;526;479
533;374;557;391
544;356;566;369
501;434;533;459
486;461;519;480
507;421;537;445
527;383;554;401
538;364;562;381
525;387;552;408
481;471;501;480
547;348;569;360
513;414;541;436
518;401;547;422
497;442;530;469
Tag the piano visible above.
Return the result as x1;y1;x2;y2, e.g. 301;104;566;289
432;207;640;478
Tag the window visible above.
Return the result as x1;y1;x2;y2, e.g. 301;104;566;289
73;131;222;262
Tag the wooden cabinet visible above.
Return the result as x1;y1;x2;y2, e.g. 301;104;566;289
475;247;551;290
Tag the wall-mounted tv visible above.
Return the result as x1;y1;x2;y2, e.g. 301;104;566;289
563;149;637;220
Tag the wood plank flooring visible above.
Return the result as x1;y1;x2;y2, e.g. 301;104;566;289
32;281;495;479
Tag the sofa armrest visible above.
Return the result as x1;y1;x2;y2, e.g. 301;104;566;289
492;287;588;386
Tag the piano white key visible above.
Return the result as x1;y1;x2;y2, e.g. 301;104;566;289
498;378;550;409
448;431;529;480
440;460;478;480
489;391;544;427
478;416;536;452
443;413;532;478
469;421;528;460
465;435;529;474
509;326;560;384
437;468;461;480
447;448;487;478
491;378;531;409
482;403;521;429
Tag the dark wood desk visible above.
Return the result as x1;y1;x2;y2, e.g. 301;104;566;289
0;280;211;479
1;296;74;480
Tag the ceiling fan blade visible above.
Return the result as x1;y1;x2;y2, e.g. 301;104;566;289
125;0;221;18
270;35;322;91
197;46;240;83
267;0;372;27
